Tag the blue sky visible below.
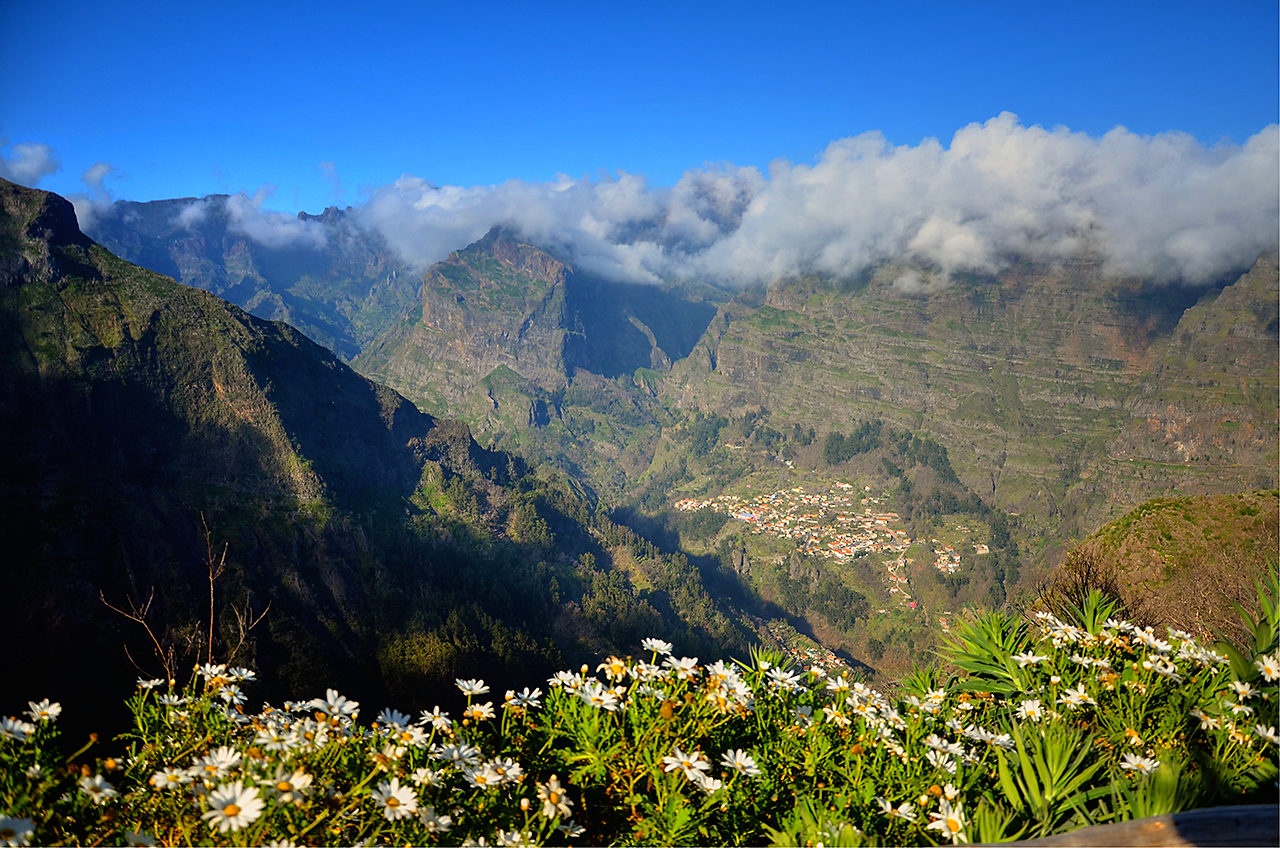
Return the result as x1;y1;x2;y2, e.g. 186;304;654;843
3;0;1277;214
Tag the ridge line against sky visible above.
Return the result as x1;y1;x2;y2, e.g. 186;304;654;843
1;1;1276;286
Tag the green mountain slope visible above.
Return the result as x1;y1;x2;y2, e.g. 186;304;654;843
356;227;726;496
1063;489;1279;642
85;197;418;360
662;260;1278;547
0;180;750;730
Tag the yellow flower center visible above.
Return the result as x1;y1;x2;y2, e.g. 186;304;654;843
225;804;241;817
549;791;560;804
386;797;400;808
947;818;960;833
277;781;293;792
166;774;181;783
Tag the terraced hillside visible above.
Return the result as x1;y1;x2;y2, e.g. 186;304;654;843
663;258;1279;545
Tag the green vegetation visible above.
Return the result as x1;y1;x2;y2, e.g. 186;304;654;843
2;574;1274;846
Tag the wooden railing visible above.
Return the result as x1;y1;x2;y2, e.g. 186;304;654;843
1007;805;1279;846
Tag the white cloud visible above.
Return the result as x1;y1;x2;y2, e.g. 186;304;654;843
0;138;59;187
68;161;119;231
359;114;1279;288
174;199;210;229
225;187;327;249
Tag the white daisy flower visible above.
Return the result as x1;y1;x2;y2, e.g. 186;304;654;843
418;705;452;730
1230;681;1258;700
537;774;574;819
455;678;490;696
463;763;504;790
925;749;958;774
641;637;674;655
150;767;191;790
926;799;968;844
664;656;700;679
0;718;35;742
23;700;60;723
720;748;761;776
377;708;412;730
1119;752;1160;775
79;774;117;804
371;776;418;820
1189;707;1220;729
1017;699;1044;721
410;767;443;787
0;817;35;847
877;797;918;822
420;806;453;833
662;746;711;780
309;688;359;718
201;780;264;832
195;746;242;780
260;766;312;805
578;681;621;711
1254;653;1279;682
691;772;723;793
463;701;496;720
507;687;543;708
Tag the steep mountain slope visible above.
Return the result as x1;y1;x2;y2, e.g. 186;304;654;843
0;180;750;728
1052;489;1278;644
662;259;1278;548
85;196;417;359
357;227;725;494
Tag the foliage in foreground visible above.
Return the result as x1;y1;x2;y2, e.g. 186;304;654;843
1;578;1277;846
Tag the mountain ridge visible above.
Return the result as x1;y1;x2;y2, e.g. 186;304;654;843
0;179;751;734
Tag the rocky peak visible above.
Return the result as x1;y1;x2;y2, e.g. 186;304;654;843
298;206;349;226
470;226;571;286
0;177;98;287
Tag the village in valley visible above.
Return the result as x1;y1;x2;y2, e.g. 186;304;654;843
674;484;910;563
676;482;991;642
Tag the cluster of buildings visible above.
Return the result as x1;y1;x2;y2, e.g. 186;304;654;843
673;486;912;564
931;541;963;574
765;620;852;675
884;555;917;610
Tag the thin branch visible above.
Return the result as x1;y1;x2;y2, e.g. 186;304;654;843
201;512;228;667
224;601;272;666
99;587;173;681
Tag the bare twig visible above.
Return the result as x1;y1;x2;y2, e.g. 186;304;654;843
99;587;174;681
223;601;272;666
201;513;228;667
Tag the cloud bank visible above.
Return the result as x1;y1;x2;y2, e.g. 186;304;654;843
0;138;59;187
224;188;328;249
68;162;120;231
360;113;1279;287
166;190;329;248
